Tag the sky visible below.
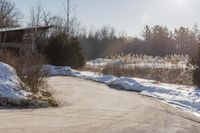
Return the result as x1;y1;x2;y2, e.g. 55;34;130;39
14;0;200;37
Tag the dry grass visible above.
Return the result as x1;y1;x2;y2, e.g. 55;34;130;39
0;50;58;107
85;54;194;85
101;64;193;85
0;51;47;93
108;54;189;65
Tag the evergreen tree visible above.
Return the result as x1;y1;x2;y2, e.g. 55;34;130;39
191;43;200;87
45;33;85;68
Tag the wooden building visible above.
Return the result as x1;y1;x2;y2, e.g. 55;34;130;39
0;25;52;53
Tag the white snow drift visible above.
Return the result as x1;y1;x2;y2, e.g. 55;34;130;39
45;65;200;116
0;62;28;100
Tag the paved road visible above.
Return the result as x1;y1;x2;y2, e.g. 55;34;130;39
0;76;200;133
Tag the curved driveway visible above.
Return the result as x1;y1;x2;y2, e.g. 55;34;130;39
0;76;200;133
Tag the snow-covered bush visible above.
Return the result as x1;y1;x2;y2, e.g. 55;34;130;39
0;62;28;106
0;51;58;107
0;51;47;94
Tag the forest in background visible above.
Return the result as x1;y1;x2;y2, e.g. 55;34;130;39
0;0;199;61
79;25;200;60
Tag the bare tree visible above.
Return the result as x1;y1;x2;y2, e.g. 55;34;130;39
63;0;81;37
30;3;42;27
0;0;21;28
0;0;21;53
30;3;41;51
29;2;52;52
65;0;70;35
42;11;53;26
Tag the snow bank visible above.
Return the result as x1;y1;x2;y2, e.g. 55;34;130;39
0;63;28;100
109;77;200;115
44;65;73;76
44;65;200;116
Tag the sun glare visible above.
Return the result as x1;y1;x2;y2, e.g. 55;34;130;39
170;0;189;8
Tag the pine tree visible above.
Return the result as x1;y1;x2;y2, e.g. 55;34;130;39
45;33;85;68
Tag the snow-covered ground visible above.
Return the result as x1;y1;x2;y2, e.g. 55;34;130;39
45;65;200;117
0;63;28;101
86;58;113;68
86;58;190;69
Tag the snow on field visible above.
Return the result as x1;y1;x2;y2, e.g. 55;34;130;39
45;65;200;116
87;58;113;67
86;57;190;69
0;63;28;100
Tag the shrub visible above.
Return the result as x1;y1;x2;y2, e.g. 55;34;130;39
85;54;194;85
101;64;193;85
0;51;47;93
191;44;200;87
0;50;58;107
45;33;85;68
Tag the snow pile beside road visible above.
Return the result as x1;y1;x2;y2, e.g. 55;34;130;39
0;63;28;100
73;71;117;84
44;65;200;116
44;65;73;76
109;77;200;115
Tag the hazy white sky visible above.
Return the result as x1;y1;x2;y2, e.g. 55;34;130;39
14;0;200;36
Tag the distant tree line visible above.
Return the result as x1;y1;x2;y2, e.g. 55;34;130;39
79;25;200;60
1;0;200;64
2;0;200;87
